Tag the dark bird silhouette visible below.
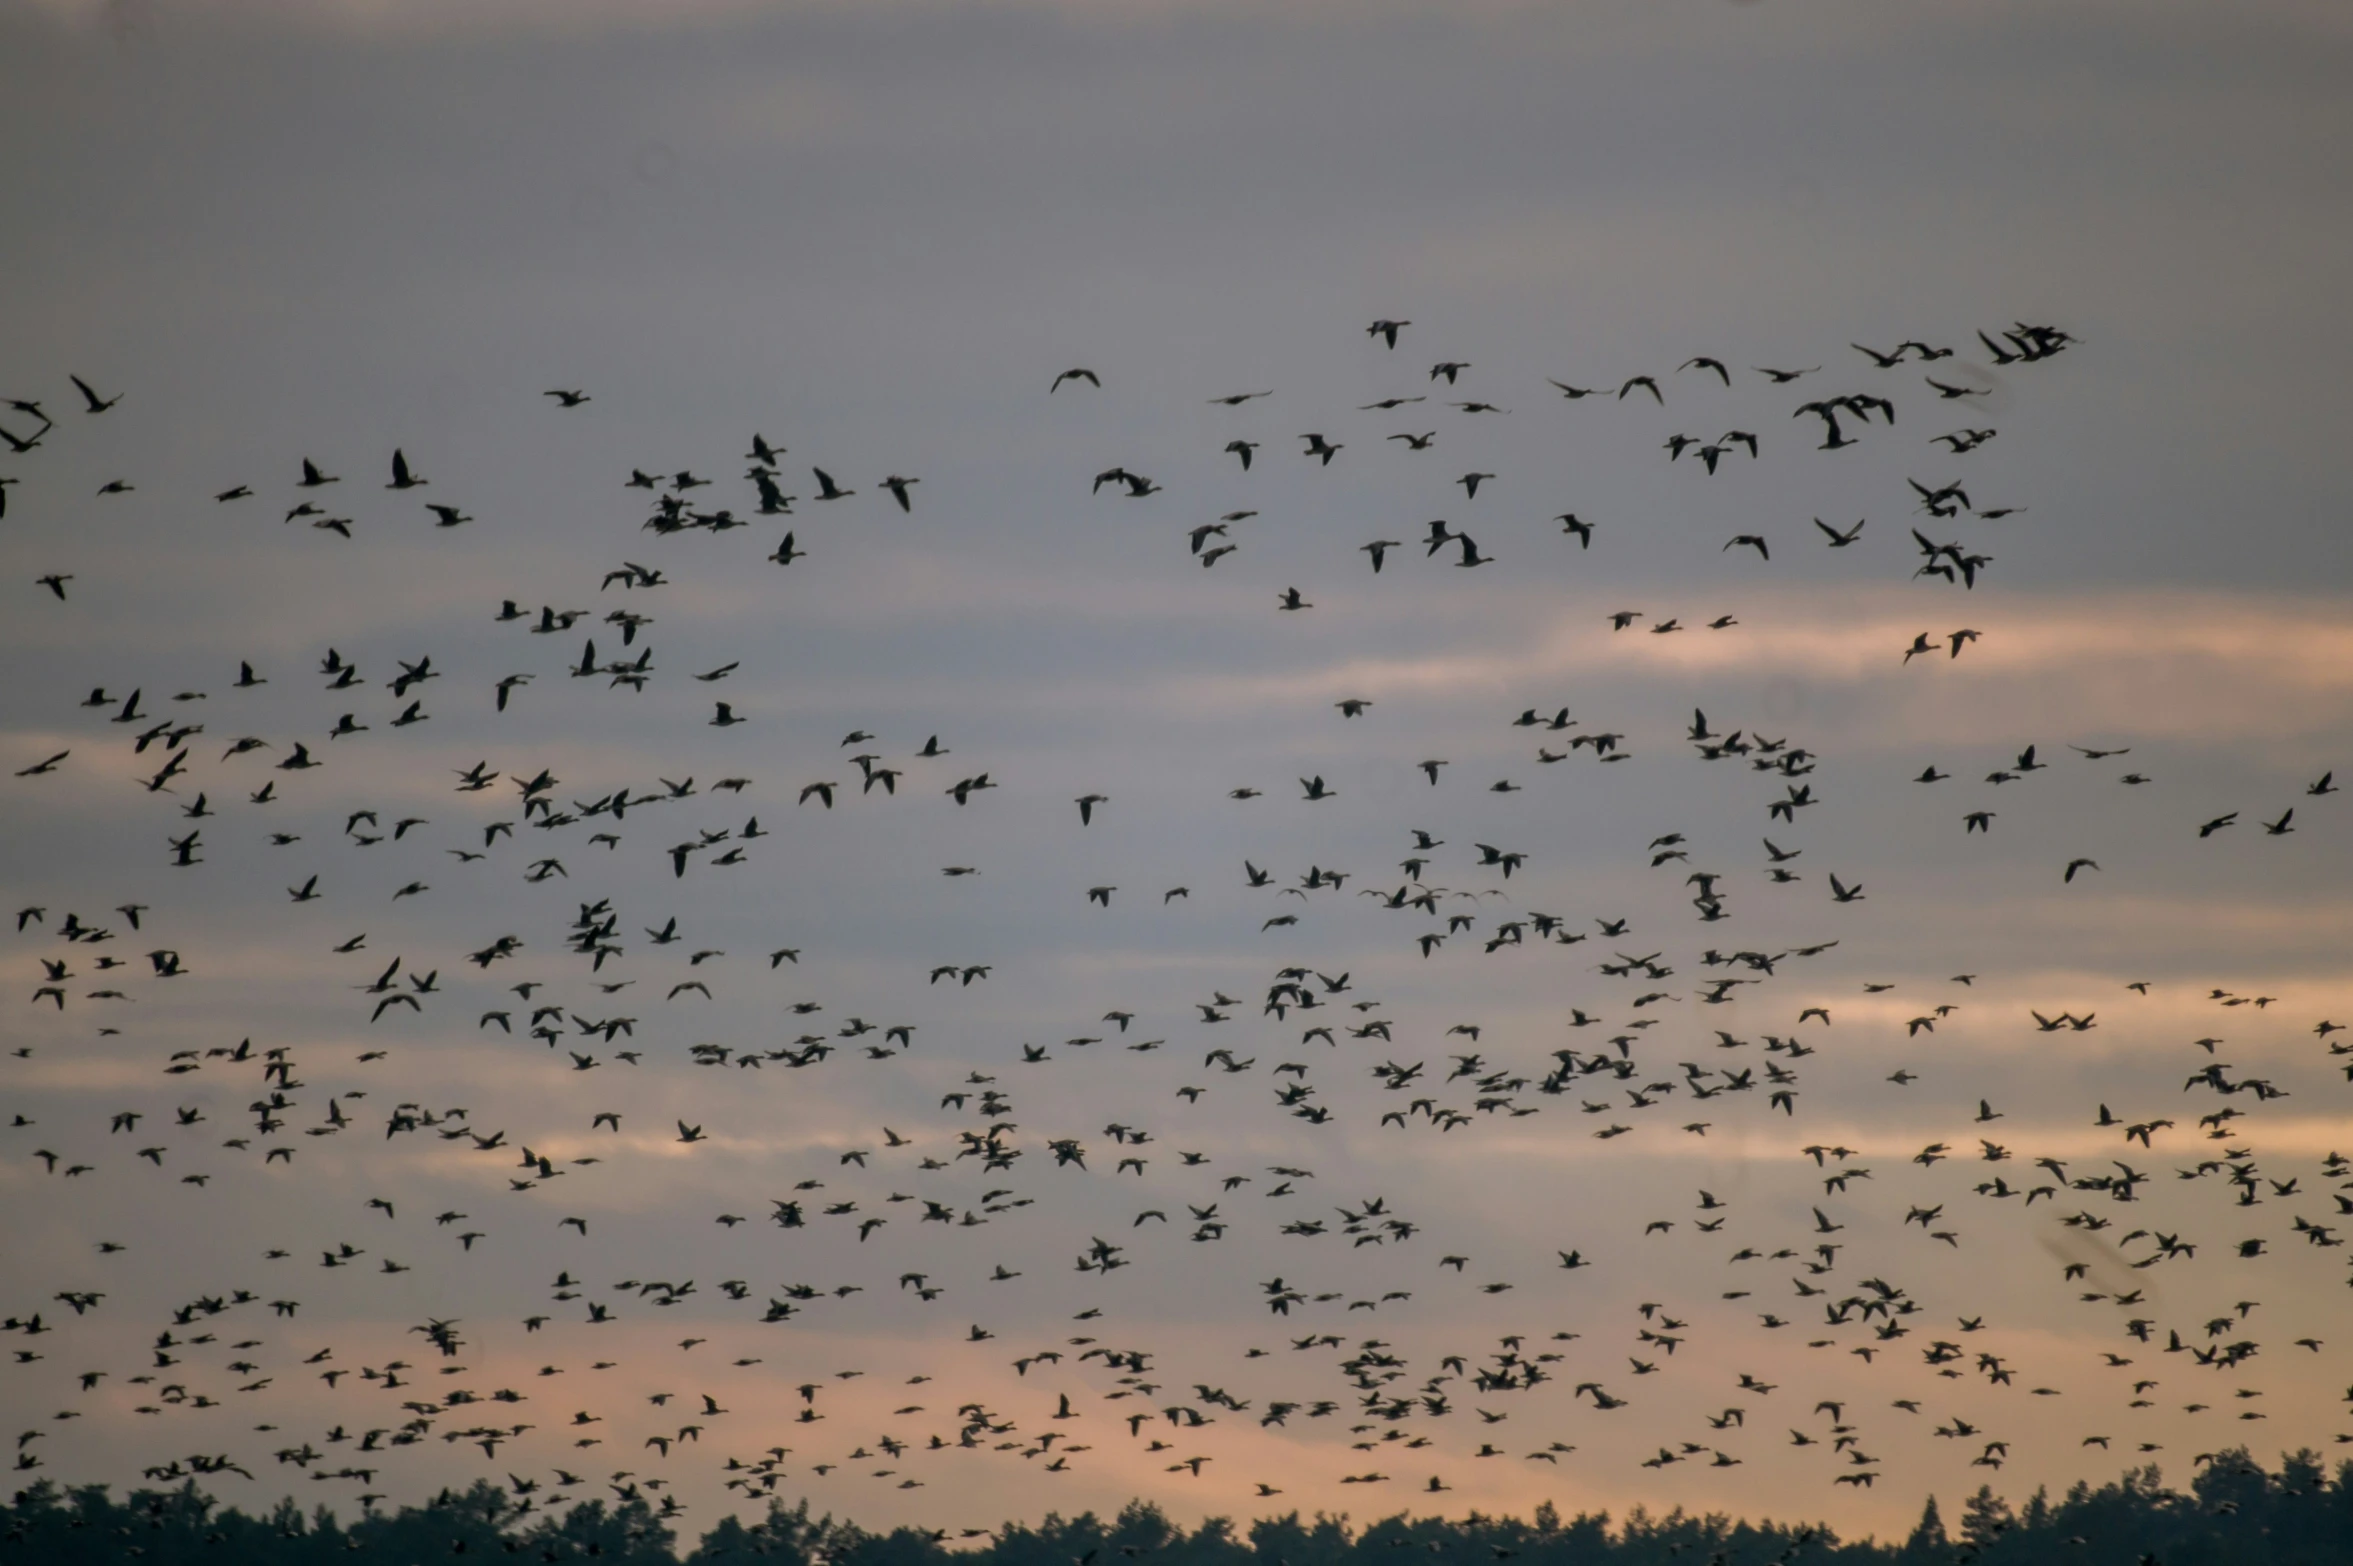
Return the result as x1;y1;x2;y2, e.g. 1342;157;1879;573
70;374;121;412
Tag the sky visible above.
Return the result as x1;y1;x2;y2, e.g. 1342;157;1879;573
4;0;2353;1544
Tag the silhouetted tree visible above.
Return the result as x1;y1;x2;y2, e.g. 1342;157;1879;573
10;1450;2353;1566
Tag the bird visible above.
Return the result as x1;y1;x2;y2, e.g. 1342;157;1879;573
70;373;121;412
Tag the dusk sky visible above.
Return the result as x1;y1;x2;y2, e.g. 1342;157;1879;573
4;0;2352;1544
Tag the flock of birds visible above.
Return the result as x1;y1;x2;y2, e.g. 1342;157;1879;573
6;316;2352;1543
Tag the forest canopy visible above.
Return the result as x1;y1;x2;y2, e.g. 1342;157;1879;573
8;1448;2353;1566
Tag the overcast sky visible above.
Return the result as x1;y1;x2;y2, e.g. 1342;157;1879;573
4;0;2353;1544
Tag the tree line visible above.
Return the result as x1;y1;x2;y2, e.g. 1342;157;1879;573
7;1449;2353;1566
